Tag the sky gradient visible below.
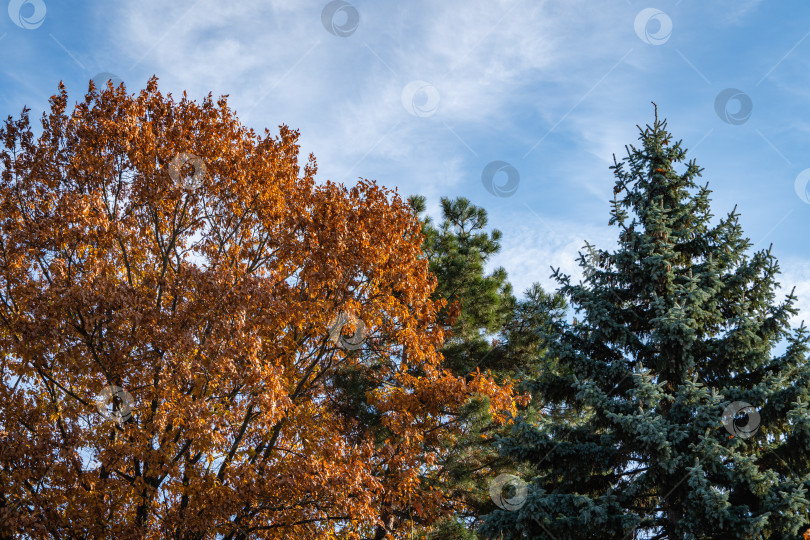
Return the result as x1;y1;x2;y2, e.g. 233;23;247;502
3;0;810;323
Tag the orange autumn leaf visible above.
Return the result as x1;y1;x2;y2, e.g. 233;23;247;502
0;77;514;539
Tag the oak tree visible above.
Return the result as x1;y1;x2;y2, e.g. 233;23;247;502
0;78;515;539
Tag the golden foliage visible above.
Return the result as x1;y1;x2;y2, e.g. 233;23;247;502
0;78;514;538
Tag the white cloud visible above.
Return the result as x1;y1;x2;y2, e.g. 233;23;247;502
109;0;640;193
104;0;810;332
490;212;618;297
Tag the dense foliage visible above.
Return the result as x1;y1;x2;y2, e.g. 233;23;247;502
0;79;514;539
481;110;810;539
2;79;809;540
410;196;563;537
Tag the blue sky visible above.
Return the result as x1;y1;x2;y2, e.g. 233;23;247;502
3;0;810;323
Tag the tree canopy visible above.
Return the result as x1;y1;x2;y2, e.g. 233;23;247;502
481;108;810;539
3;79;810;540
0;78;515;539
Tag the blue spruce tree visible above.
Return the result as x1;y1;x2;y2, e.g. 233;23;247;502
480;108;810;539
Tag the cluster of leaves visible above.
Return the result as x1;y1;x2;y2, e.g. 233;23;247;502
0;78;516;539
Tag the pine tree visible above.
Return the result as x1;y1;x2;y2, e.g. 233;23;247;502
480;108;810;539
410;195;515;379
409;196;565;536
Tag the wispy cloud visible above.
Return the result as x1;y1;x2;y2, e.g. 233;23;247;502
5;0;806;322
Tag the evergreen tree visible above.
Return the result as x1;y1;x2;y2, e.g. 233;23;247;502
480;109;810;539
410;195;515;379
410;196;564;535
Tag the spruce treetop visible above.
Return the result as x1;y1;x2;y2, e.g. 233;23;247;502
481;108;810;540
